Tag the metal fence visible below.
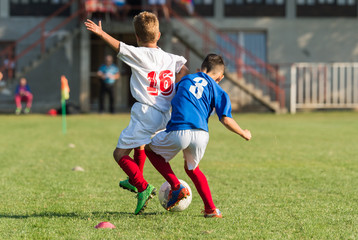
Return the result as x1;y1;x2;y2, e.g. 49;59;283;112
290;63;358;113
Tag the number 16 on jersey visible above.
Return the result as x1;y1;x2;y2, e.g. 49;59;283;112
147;70;174;96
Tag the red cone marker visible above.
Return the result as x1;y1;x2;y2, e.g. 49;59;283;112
95;222;116;229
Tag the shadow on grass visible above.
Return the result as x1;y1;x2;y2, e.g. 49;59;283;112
0;211;164;219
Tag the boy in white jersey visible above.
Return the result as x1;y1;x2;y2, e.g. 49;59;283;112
85;11;188;215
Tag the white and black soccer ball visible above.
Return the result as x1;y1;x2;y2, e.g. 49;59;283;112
158;179;192;212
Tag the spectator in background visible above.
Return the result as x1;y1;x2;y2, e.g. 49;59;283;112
15;77;33;115
3;57;15;79
113;0;128;20
0;71;5;89
113;0;125;6
126;0;142;17
97;55;120;113
179;0;194;15
85;0;116;20
0;71;11;96
148;0;170;21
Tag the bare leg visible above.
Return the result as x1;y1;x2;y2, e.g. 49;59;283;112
113;148;132;163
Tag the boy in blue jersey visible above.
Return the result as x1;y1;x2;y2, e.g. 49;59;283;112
145;54;252;218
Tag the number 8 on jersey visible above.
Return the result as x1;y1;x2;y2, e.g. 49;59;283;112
189;77;208;99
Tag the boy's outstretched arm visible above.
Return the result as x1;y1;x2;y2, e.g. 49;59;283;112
84;19;120;52
175;65;189;83
220;116;252;141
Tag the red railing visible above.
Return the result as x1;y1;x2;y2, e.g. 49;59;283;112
0;0;86;81
0;1;285;108
169;8;285;108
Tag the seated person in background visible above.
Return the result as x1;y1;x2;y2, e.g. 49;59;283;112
148;0;170;21
182;0;194;15
85;0;116;20
15;77;33;115
124;0;142;18
113;0;126;6
113;0;126;19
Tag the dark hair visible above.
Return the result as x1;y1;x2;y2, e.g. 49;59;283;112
201;54;225;73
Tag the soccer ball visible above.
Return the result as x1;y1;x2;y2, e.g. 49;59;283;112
158;179;192;212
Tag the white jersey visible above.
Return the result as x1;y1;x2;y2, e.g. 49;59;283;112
118;42;187;112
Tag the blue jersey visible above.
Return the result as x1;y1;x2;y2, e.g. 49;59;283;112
98;64;119;85
166;72;232;132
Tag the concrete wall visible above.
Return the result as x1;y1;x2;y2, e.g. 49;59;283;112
169;1;358;112
26;37;82;112
1;18;76;70
171;16;358;72
0;0;89;113
2;0;358;113
0;16;84;113
218;18;358;64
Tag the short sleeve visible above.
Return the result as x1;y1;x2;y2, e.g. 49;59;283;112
112;65;119;73
214;90;232;121
175;56;187;73
117;42;143;65
98;65;105;73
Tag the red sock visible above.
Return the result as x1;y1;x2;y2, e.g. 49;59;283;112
117;155;148;192
185;166;216;211
134;149;146;173
145;150;180;190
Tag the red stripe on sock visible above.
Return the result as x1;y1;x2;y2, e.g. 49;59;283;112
117;155;148;192
134;149;146;173
145;150;180;190
185;166;216;211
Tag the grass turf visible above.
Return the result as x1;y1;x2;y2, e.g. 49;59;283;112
0;112;357;239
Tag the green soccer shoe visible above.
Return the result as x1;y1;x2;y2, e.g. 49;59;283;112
134;184;156;215
119;178;138;193
15;108;21;115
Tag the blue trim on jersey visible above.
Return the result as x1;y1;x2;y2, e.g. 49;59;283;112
166;72;232;132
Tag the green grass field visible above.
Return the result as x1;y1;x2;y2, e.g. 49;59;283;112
1;112;358;239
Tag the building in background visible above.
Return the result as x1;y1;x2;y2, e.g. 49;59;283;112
1;0;357;113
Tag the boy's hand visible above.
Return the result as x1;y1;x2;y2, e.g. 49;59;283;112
84;19;103;37
242;129;252;141
84;19;120;52
220;116;252;141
